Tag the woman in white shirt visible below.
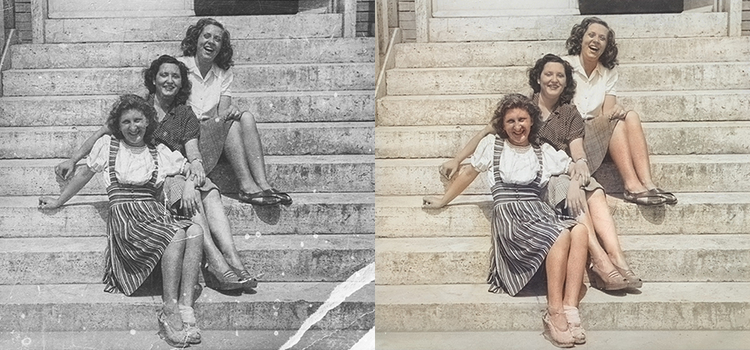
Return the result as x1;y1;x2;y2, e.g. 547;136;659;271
423;94;589;347
177;18;291;206
563;17;676;206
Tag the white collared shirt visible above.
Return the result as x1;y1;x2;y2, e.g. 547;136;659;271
178;56;233;121
563;55;618;120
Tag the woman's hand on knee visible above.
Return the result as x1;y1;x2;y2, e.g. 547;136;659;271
607;104;627;121
565;186;587;218
222;104;243;122
181;183;201;217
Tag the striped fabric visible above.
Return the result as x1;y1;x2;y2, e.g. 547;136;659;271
102;138;192;296
545;174;604;214
582;115;620;174
487;138;577;296
162;174;219;211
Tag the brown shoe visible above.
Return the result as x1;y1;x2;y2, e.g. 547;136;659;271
589;263;629;291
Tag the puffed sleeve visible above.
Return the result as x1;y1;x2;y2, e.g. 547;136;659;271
220;66;233;97
85;135;112;173
541;143;572;176
156;143;187;176
469;134;496;173
605;66;618;96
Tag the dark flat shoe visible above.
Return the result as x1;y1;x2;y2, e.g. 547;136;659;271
623;190;666;206
648;187;677;205
263;188;292;205
239;190;281;206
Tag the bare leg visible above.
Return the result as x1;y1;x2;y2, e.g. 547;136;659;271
563;224;588;308
223;123;263;194
621;111;657;189
608;119;648;193
161;228;187;329
586;189;630;269
178;224;203;307
192;202;234;274
546;229;571;331
237;112;272;190
202;189;245;269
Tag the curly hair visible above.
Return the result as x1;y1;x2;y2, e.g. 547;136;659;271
565;17;618;69
490;94;541;145
528;54;576;105
106;94;158;145
180;18;234;70
143;55;192;107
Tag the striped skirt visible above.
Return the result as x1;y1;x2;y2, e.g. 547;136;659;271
583;115;620;174
103;191;192;296
487;199;578;296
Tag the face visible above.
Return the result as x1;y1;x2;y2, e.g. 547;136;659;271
581;23;609;62
196;24;224;63
503;108;533;147
153;63;182;100
119;109;149;146
538;62;566;101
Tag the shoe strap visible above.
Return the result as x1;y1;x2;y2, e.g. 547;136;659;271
178;305;196;324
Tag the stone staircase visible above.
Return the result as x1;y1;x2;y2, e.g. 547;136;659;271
0;14;375;349
375;13;750;349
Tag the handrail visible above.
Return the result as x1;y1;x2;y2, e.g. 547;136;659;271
0;29;19;96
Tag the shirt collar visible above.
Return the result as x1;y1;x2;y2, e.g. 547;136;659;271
183;56;221;80
569;55;604;80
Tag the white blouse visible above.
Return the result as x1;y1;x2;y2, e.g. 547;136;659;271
178;56;233;121
86;135;186;187
470;135;571;187
563;55;619;120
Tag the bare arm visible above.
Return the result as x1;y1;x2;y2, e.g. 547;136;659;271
602;94;625;120
568;138;590;185
219;95;242;121
423;165;480;208
183;139;206;186
55;125;110;180
39;165;96;209
440;124;496;180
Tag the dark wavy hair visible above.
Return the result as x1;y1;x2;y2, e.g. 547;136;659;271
180;18;234;70
143;55;192;107
491;94;541;145
106;94;158;145
528;54;576;105
566;17;618;69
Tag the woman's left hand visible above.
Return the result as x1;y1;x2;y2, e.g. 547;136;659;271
565;185;587;218
223;104;242;122
188;161;206;186
181;181;201;218
569;159;591;187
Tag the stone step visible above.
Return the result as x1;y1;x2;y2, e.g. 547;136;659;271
2;329;371;350
375;234;750;285
0;91;375;127
0;192;374;238
11;37;375;69
0;234;373;284
377;330;750;350
428;13;727;42
0;122;375;159
0;155;374;196
375;91;750;126
385;63;750;96
394;37;750;68
374;155;750;195
375;282;750;331
375;193;750;238
0;281;373;332
44;14;343;43
2;63;374;96
374;121;750;158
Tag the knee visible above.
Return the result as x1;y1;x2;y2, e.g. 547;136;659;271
186;224;203;240
625;110;641;123
240;111;256;126
571;224;588;242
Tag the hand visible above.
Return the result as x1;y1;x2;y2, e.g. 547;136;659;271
565;184;587;218
439;159;460;180
569;159;590;187
38;196;61;210
607;104;627;121
180;182;201;218
188;161;206;186
422;196;446;209
223;104;242;122
55;159;77;180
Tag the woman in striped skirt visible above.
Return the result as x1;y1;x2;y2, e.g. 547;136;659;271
39;95;203;347
423;94;589;348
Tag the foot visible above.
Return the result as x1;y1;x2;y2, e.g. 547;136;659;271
238;190;281;206
589;259;628;291
623;189;666;206
647;187;677;205
543;309;574;348
563;305;586;344
262;188;292;205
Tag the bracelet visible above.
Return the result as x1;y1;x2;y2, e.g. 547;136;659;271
575;158;588;163
190;158;203;164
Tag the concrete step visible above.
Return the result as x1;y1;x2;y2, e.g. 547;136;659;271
374;155;750;195
2;63;375;96
375;282;750;331
0;155;374;196
0;192;374;238
385;63;750;96
377;330;750;350
374;121;750;158
0;281;373;332
11;37;375;69
394;37;750;68
0;122;375;159
375;234;750;285
2;329;371;350
375;91;750;126
428;13;727;42
0;234;373;284
0;91;375;127
375;193;750;238
43;14;343;43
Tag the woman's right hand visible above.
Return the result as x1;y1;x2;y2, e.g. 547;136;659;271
55;159;77;180
38;196;61;210
422;196;446;209
440;159;460;180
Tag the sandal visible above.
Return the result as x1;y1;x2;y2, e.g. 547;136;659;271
157;308;189;347
648;187;677;205
178;305;201;345
563;306;586;345
202;263;244;291
614;265;643;289
238;190;281;206
623;190;666;206
263;188;292;205
542;310;575;348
